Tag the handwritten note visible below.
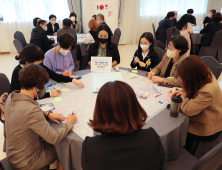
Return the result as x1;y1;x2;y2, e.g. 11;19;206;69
62;88;69;92
53;97;63;102
132;70;138;73
131;73;137;76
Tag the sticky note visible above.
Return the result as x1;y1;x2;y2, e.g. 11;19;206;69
56;108;67;114
115;73;121;77
62;88;69;92
167;77;174;79
166;96;171;102
96;88;101;91
53;97;63;102
147;79;153;82
131;73;137;76
132;70;138;73
125;74;127;76
117;79;123;81
130;77;134;79
145;82;151;86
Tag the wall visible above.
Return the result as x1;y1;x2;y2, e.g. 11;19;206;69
0;22;11;53
81;0;118;33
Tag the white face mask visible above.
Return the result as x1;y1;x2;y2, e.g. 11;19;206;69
167;49;177;58
97;20;100;25
51;21;56;25
59;48;69;55
71;17;75;21
140;44;149;51
43;26;47;31
174;15;177;19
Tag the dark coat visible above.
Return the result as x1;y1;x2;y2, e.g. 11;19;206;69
156;18;173;43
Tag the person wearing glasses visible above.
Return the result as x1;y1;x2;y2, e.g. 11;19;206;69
147;35;188;87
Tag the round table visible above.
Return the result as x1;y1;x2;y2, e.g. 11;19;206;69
40;68;188;170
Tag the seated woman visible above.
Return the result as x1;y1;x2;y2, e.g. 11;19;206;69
203;9;216;27
44;33;75;76
87;24;120;66
130;32;159;71
83;19;99;44
169;55;222;158
147;35;188;87
10;44;84;98
5;64;78;170
81;81;165;170
200;12;222;47
69;12;81;33
176;14;194;56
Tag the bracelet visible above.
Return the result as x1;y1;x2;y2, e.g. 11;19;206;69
47;111;53;119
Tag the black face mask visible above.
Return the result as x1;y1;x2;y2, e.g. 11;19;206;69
98;38;108;44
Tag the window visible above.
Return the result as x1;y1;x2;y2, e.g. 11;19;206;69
0;4;3;21
140;0;208;17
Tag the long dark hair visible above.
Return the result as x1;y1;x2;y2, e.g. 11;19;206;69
137;32;157;56
177;55;212;99
176;14;190;30
96;24;112;48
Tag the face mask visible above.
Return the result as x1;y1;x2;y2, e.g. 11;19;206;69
59;48;69;55
97;20;100;25
51;21;56;25
167;49;177;58
98;38;108;44
43;26;47;31
174;15;177;19
71;17;75;21
140;44;149;51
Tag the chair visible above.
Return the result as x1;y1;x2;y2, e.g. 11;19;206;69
114;28;121;45
0;73;10;97
111;36;118;45
198;30;222;62
152;23;166;50
166;27;180;40
70;48;80;71
154;47;165;61
13;39;24;53
152;23;156;39
13;31;28;46
200;56;222;79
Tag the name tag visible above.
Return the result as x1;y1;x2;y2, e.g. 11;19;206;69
91;57;112;73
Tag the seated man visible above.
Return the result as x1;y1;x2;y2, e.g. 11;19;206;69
96;13;113;36
156;11;175;43
30;20;55;53
47;14;60;35
187;9;196;26
57;18;77;43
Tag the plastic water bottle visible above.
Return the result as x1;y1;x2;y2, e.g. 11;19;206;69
199;23;204;31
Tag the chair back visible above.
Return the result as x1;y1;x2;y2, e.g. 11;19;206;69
13;39;24;53
210;30;222;48
0;73;10;96
14;31;27;46
111;36;118;45
192;141;222;170
200;56;222;79
114;28;121;45
166;27;180;40
152;23;156;39
154;47;165;61
70;48;80;71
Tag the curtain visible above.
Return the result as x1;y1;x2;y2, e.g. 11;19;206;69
1;0;70;54
118;0;125;25
67;0;82;22
119;0;208;45
206;0;222;14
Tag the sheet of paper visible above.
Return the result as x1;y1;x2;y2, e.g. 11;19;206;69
53;97;63;102
115;73;121;77
91;57;112;73
131;73;137;76
56;108;67;114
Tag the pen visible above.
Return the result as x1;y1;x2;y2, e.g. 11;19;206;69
62;68;67;72
53;87;61;93
150;68;153;75
170;89;176;97
155;92;163;98
72;109;75;115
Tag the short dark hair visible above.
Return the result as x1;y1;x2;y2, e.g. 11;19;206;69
92;15;96;19
33;17;40;26
89;81;147;135
96;24;112;47
137;32;157;57
166;11;175;18
15;45;44;64
63;18;72;27
209;9;216;15
187;9;194;14
57;33;75;49
177;55;212;99
167;35;189;56
19;64;49;90
38;19;46;26
212;12;222;22
49;14;56;20
69;12;77;18
96;13;104;20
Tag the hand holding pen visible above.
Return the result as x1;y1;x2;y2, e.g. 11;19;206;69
61;68;72;77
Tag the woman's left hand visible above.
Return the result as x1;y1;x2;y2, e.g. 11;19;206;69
72;79;85;88
152;76;164;83
139;61;146;67
48;113;66;124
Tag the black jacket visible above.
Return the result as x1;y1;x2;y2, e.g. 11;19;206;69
172;18;177;27
203;16;212;27
30;26;55;51
89;30;98;42
87;42;120;64
9;64;73;98
81;128;165;170
130;50;160;71
47;22;60;35
188;15;196;26
156;18;173;43
200;21;222;46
